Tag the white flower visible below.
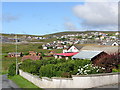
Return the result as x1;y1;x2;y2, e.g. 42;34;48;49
102;67;105;69
78;69;80;71
81;68;84;71
96;69;99;72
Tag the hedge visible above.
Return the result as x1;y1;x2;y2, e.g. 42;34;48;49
20;59;90;77
39;60;90;78
8;63;16;77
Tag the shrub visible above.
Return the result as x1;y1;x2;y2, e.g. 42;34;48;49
39;59;90;78
8;63;16;77
77;64;105;75
20;60;42;75
112;64;120;72
38;45;42;49
20;59;90;77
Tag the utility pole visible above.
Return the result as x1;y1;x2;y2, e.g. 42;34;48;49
15;34;18;75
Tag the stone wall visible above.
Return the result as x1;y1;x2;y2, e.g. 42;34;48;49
19;69;119;88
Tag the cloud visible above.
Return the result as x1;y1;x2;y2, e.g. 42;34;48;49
2;14;19;22
64;22;78;30
72;1;118;30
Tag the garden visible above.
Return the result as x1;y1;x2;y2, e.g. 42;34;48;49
8;58;106;78
8;53;120;78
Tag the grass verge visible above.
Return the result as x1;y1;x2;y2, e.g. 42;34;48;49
9;75;41;89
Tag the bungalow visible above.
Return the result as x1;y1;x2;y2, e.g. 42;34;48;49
56;45;64;49
54;52;78;60
72;50;108;64
63;45;83;53
42;44;48;49
29;51;37;56
21;55;42;61
8;52;23;57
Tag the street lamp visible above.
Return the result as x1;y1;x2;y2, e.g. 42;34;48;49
15;35;18;75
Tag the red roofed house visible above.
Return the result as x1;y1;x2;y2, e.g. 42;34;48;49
54;52;78;60
21;51;42;61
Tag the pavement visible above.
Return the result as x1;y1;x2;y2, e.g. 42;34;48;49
1;74;22;90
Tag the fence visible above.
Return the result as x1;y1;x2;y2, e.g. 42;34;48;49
19;69;119;88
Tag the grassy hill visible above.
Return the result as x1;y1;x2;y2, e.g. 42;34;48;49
1;30;117;38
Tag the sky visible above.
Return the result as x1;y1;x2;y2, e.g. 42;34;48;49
2;1;118;35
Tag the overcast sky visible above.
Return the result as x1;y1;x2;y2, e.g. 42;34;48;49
2;0;118;35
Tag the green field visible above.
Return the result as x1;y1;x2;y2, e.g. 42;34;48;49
2;43;62;73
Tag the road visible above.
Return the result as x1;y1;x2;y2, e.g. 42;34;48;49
1;75;22;90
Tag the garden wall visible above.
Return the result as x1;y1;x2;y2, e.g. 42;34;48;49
19;69;119;88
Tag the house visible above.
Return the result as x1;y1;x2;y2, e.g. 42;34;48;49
72;50;108;64
56;45;64;49
102;41;120;46
29;51;37;56
21;55;42;61
42;44;48;49
63;45;83;53
21;51;42;61
115;32;119;35
8;52;23;57
54;52;78;60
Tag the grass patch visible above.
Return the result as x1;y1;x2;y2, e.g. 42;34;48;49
10;75;41;89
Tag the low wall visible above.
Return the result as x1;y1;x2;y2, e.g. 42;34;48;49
19;69;119;88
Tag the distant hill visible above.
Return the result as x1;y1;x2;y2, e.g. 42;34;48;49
43;30;117;37
1;30;117;38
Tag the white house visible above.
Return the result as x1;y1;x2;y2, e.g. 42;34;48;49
115;32;119;35
111;42;119;46
63;45;83;53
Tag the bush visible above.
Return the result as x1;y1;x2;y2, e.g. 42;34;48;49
20;60;42;75
20;59;90;77
112;64;120;72
39;59;90;78
8;63;16;77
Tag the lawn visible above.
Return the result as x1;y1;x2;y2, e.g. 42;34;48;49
9;75;41;89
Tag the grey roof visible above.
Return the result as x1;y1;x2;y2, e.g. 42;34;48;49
74;45;84;50
102;41;120;46
72;50;104;60
81;45;119;54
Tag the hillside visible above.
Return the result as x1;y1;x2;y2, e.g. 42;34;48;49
1;30;117;38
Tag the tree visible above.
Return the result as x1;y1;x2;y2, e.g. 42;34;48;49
94;53;120;72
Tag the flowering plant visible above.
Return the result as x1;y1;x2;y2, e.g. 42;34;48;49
77;64;105;75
